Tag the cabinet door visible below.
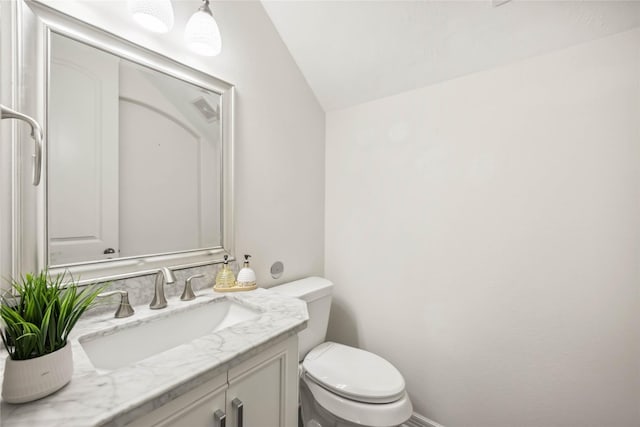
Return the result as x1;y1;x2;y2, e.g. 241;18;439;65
127;373;228;427
226;337;298;427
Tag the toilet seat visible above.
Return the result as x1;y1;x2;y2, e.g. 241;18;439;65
301;374;413;427
302;342;406;404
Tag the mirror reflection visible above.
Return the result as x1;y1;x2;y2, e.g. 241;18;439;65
48;32;222;266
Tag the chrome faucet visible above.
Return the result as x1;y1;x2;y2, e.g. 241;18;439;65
150;267;176;309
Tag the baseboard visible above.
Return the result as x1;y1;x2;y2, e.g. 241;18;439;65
403;412;445;427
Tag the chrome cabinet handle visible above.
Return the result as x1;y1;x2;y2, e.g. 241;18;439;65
0;104;43;186
214;409;226;427
232;398;243;427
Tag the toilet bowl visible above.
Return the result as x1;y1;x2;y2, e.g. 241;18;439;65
272;277;412;427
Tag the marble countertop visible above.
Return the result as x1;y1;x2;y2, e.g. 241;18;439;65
0;288;308;426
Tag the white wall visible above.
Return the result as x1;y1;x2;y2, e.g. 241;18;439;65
326;28;640;427
34;0;325;286
118;62;220;257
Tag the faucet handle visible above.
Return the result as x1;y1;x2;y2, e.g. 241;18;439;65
181;274;204;301
97;290;135;318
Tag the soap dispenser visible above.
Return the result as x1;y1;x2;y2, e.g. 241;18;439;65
236;254;257;290
214;255;236;291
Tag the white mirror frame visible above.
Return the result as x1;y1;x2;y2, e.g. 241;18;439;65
11;0;235;284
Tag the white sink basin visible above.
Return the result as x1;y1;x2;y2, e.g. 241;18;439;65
79;298;260;372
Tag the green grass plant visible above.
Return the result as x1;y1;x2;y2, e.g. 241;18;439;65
0;271;107;360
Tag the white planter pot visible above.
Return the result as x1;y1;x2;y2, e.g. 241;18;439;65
2;342;73;403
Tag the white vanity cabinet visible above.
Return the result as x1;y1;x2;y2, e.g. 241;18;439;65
126;336;299;427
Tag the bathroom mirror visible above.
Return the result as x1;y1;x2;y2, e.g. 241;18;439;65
13;1;235;283
48;33;223;266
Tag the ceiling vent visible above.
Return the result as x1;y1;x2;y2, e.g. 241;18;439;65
192;96;219;122
491;0;513;7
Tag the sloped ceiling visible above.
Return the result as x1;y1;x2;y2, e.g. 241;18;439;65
262;1;640;111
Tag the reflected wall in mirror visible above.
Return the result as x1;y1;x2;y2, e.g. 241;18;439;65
48;33;222;267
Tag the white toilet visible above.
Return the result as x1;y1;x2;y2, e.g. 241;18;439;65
272;277;413;427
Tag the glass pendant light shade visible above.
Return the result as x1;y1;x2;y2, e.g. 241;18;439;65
128;0;175;34
184;0;222;57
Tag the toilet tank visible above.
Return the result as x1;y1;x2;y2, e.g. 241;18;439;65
271;277;333;361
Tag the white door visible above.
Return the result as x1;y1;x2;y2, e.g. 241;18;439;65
48;33;120;265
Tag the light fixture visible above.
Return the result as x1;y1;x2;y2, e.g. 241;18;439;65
128;0;175;34
184;0;222;57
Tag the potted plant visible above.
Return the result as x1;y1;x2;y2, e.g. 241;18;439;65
0;271;106;403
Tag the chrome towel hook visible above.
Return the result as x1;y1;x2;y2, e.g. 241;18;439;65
0;104;43;186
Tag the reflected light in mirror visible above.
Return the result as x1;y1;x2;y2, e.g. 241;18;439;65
184;0;222;57
128;0;174;34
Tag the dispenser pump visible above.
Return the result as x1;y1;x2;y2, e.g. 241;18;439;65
237;254;257;290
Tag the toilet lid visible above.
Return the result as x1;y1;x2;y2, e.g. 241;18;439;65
302;342;406;404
